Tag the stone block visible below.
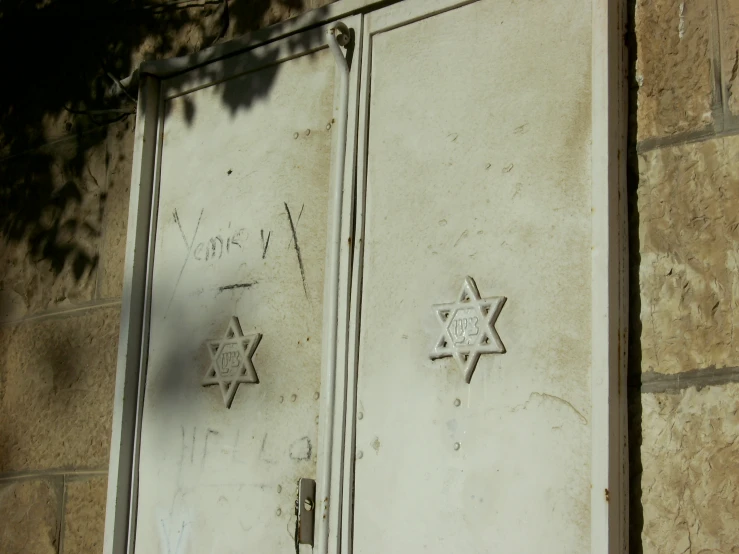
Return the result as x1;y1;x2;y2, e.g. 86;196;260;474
637;135;739;375
127;4;230;71
0;306;119;472
0;131;108;321
640;384;739;553
0;478;61;554
98;119;134;300
63;475;108;554
635;0;714;142
719;0;739;118
0;112;80;161
125;0;337;72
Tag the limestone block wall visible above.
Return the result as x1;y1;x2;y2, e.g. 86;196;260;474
1;0;738;552
0;1;333;552
632;0;739;551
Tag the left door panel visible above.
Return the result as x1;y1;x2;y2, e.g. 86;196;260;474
132;27;342;554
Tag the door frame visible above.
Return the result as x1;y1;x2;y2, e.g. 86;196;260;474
104;1;628;553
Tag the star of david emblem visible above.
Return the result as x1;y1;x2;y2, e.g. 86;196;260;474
202;316;261;408
430;276;506;383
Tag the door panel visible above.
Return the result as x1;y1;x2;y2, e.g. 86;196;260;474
105;3;625;553
351;0;595;552
135;40;336;554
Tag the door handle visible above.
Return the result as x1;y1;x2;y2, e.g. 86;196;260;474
294;478;316;552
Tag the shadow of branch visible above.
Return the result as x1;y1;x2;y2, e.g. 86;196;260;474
0;0;332;313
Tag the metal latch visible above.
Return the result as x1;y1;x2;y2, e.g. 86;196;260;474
294;478;316;551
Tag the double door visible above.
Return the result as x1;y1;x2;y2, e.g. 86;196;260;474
105;1;627;553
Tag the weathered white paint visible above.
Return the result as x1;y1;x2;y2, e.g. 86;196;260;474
133;42;336;553
106;1;627;552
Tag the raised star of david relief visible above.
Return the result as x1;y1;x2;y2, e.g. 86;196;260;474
430;276;506;383
202;316;261;408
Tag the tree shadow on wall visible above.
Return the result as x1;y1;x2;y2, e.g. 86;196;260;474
0;0;332;316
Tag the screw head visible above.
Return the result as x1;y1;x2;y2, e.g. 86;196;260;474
357;412;364;420
314;392;320;400
454;398;461;407
305;129;311;136
356;450;364;459
326;123;332;130
293;132;299;139
453;442;461;451
276;508;282;516
291;394;297;402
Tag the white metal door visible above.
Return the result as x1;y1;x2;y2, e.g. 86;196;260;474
105;2;625;553
341;0;626;553
131;20;358;553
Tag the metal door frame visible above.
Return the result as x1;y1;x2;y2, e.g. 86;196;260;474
104;0;627;552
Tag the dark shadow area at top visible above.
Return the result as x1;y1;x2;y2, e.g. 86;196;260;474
0;0;332;295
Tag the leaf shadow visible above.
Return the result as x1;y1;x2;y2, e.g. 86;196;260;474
0;0;332;316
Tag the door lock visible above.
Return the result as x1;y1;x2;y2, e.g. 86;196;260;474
294;478;316;551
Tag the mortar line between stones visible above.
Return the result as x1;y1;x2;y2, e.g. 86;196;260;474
0;468;108;482
58;474;68;554
634;365;739;394
0;298;122;328
636;125;725;153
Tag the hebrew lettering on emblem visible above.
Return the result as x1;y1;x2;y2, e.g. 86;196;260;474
430;276;506;383
202;316;261;408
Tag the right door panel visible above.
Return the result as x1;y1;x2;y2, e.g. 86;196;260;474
352;0;595;552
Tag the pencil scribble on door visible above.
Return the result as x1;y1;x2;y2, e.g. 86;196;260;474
284;202;308;297
167;208;203;316
261;229;271;258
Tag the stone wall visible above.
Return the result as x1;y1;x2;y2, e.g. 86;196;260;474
632;0;739;552
0;1;333;552
1;0;738;552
